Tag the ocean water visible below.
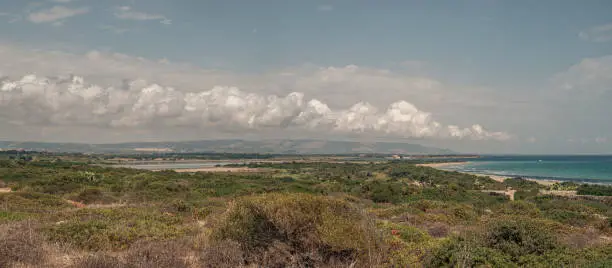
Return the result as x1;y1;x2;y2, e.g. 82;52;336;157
439;155;612;184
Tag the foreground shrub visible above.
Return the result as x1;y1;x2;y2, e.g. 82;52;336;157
484;217;559;261
45;207;189;250
210;193;384;267
426;217;564;266
425;236;514;268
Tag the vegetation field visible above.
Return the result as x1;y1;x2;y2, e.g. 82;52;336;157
0;154;611;267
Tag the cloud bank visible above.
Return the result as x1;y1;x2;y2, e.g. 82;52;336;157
28;6;89;24
0;74;510;141
114;6;171;25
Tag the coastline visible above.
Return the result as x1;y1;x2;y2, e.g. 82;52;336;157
417;162;560;186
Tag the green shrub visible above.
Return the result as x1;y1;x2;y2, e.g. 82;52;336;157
0;192;70;213
71;188;116;204
504;177;541;191
211;193;383;266
499;200;541;217
544;209;591;227
484;218;559;260
577;184;612;196
45;208;190;250
425;236;514;267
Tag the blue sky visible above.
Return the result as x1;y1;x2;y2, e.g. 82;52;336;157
1;0;612;153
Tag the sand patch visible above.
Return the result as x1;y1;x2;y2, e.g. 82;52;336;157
167;167;269;173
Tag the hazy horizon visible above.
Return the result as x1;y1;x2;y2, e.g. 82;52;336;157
1;0;612;154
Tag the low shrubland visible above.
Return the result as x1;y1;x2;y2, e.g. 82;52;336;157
0;158;611;267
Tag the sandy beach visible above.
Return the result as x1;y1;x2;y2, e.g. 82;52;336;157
160;167;269;173
418;162;560;186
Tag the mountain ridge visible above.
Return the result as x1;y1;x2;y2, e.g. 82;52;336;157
0;139;456;155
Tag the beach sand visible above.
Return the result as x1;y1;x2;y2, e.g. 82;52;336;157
161;167;269;173
417;162;559;186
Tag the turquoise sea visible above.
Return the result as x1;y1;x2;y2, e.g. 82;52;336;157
438;155;612;184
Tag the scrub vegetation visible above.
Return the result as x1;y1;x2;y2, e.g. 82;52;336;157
0;153;611;267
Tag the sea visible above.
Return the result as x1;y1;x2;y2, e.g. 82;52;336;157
438;155;612;184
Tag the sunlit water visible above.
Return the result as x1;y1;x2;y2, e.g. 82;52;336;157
439;155;612;184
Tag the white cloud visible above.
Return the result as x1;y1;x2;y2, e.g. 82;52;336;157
552;55;612;94
50;0;78;2
0;74;509;141
579;23;612;42
596;137;608;144
0;44;510;141
114;6;170;24
317;5;334;12
28;6;89;24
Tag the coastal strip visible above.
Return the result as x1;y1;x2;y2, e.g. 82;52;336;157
417;161;560;186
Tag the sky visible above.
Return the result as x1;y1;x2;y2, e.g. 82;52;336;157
1;0;612;154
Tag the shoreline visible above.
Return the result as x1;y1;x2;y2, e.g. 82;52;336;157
417;161;560;186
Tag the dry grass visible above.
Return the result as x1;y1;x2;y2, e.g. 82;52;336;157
199;240;245;268
70;253;125;268
0;221;47;267
124;240;190;268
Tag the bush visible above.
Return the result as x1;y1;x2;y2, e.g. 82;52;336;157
544;209;590;227
484;218;559;260
504;177;541;191
0;192;70;215
499;200;541;217
211;193;383;267
45;208;189;250
71;188;116;204
425;236;513;267
577;184;612;196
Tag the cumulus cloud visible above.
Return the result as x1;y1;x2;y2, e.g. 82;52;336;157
0;74;510;141
0;43;514;142
28;6;89;24
114;6;170;24
579;23;612;42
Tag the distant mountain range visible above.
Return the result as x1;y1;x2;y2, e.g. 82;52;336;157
0;140;456;155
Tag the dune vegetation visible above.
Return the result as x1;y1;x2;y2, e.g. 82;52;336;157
0;154;611;267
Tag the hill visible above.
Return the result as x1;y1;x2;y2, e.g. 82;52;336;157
0;139;455;155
